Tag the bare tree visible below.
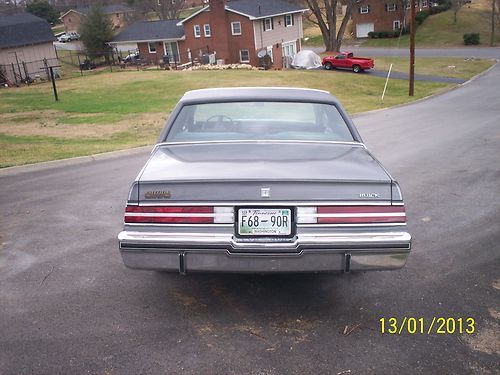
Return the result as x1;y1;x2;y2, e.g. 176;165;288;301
0;0;28;15
128;0;186;20
304;0;356;52
452;0;467;24
496;0;500;24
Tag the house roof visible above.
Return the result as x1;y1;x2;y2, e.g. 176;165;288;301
0;13;54;49
61;4;134;18
112;20;184;43
226;0;306;20
178;0;306;24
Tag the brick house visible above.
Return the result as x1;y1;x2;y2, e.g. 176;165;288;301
60;4;134;33
351;0;430;38
111;0;306;68
112;19;184;63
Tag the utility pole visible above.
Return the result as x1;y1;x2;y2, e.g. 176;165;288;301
409;0;416;96
492;0;496;47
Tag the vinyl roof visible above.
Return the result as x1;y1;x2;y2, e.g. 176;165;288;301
0;13;54;49
180;87;337;104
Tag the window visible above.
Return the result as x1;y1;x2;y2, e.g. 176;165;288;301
360;5;369;14
284;14;294;27
231;21;241;35
386;3;396;11
194;24;201;38
239;49;250;63
282;41;297;58
204;24;211;37
148;42;156;53
165;102;354;143
393;20;401;30
263;17;273;31
422;0;428;6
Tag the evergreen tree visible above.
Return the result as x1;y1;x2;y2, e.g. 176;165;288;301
26;0;59;24
79;5;114;60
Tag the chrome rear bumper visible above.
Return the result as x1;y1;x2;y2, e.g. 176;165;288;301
118;231;411;273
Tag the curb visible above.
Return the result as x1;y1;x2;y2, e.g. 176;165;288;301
353;59;498;118
0;145;152;177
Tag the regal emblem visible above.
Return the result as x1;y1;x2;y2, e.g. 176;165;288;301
261;187;271;198
145;190;171;199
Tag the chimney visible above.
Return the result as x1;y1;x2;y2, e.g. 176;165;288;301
208;0;230;63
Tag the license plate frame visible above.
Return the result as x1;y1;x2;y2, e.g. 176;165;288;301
235;207;295;238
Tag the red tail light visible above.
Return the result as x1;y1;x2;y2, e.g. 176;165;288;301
317;205;406;224
125;206;214;224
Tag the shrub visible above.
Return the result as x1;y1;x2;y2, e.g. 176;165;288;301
428;4;451;15
368;29;410;39
463;33;480;45
415;10;430;25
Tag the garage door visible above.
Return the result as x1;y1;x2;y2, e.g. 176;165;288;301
356;23;374;38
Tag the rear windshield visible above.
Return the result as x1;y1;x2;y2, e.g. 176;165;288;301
164;101;354;142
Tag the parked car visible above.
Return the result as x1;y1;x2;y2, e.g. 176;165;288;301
79;59;95;70
322;52;375;73
57;32;79;42
118;87;411;274
122;52;140;63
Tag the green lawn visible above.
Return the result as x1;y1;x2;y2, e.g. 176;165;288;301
0;67;471;167
363;2;500;47
369;57;495;79
51;24;65;35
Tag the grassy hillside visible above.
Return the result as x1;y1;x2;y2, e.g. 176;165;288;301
363;0;500;47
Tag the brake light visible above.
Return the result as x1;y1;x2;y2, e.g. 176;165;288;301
297;206;406;224
125;206;215;224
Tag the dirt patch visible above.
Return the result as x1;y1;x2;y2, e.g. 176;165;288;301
171;291;204;309
462;321;500;356
271;318;320;344
0;110;166;138
488;308;500;320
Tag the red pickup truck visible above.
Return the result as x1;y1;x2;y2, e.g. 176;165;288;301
322;52;374;73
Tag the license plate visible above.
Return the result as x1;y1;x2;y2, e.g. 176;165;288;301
238;208;292;236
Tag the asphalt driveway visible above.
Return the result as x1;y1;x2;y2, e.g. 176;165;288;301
0;64;499;374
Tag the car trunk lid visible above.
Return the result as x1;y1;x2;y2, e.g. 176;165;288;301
137;142;392;202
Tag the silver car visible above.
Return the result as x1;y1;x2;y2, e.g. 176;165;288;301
118;87;411;273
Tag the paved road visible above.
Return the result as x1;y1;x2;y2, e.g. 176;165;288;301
1;66;499;374
310;46;500;59
53;41;84;51
328;68;466;83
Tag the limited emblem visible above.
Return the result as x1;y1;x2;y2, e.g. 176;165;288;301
261;187;271;198
145;190;171;199
359;193;380;198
